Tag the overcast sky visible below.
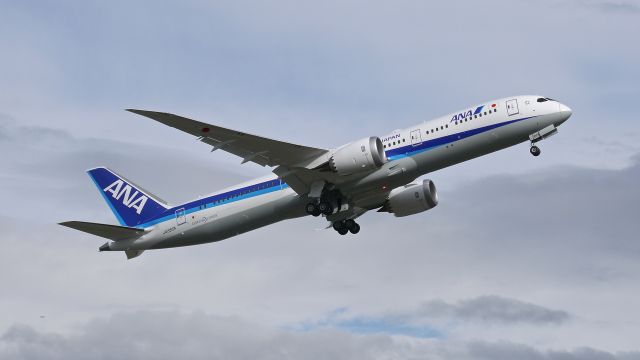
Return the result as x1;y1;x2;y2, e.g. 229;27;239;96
1;0;640;359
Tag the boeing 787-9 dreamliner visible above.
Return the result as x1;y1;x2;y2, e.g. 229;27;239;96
61;96;572;259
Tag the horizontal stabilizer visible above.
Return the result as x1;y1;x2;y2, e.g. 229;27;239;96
59;221;146;241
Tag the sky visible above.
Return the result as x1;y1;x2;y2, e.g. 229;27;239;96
1;0;640;358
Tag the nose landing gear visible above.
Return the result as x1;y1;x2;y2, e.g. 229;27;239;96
528;124;558;157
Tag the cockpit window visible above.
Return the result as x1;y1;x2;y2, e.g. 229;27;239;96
545;97;556;101
537;98;548;102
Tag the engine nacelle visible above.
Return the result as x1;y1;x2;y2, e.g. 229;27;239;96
384;179;438;217
329;137;387;176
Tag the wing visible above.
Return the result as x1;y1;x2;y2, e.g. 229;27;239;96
127;109;329;168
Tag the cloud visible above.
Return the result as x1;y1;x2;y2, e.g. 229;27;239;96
593;1;640;13
408;296;570;325
0;118;250;222
2;116;640;351
302;296;569;338
1;311;638;360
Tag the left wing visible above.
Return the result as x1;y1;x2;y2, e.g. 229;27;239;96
127;109;329;169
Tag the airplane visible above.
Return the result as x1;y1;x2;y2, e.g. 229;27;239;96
60;96;572;259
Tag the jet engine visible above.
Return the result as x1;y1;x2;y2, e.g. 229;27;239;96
381;179;438;217
329;137;387;176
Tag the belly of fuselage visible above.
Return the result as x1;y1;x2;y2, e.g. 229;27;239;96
149;189;306;249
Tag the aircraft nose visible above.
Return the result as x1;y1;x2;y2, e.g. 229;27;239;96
559;103;572;118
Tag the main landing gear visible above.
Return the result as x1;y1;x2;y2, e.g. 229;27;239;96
530;144;541;157
332;219;360;235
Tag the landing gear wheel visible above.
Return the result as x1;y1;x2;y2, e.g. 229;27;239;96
318;201;333;216
305;203;321;217
530;145;541;157
332;221;349;235
344;219;360;234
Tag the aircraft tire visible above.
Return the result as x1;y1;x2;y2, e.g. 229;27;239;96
344;219;356;231
530;145;541;157
306;202;319;216
319;201;333;215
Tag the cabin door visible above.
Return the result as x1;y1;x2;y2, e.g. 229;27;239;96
410;129;422;146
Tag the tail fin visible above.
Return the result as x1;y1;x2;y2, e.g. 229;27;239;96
87;167;170;227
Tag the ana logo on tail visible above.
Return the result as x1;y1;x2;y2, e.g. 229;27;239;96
103;179;148;214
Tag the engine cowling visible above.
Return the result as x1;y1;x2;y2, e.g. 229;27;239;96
383;179;438;217
330;137;387;176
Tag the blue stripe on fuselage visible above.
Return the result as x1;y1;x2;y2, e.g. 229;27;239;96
385;115;535;160
135;179;289;228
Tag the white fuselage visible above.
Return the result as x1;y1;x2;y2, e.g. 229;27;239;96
109;95;572;251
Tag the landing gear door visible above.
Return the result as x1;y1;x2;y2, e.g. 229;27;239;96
410;129;422;146
175;208;186;226
506;99;519;116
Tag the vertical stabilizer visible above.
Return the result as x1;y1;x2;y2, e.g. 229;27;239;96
87;167;169;227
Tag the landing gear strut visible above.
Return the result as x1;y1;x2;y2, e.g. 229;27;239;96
530;144;541;157
332;219;360;235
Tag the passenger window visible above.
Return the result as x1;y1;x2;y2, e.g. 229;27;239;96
445;124;448;128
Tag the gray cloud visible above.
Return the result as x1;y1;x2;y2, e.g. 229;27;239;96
410;296;570;325
593;1;640;13
0;311;637;360
1;118;640;351
0;118;251;222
